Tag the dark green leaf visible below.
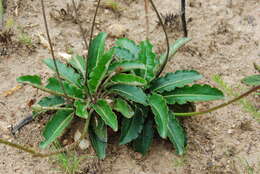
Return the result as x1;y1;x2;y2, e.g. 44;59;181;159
68;55;86;78
167;112;186;155
43;58;81;87
151;70;203;93
108;60;145;73
92;116;108;142
113;98;134;118
115;38;139;59
163;84;224;104
88;49;114;94
114;47;135;60
40;110;74;148
132;119;154;155
242;75;260;86
74;100;89;119
46;77;84;99
119;108;144;145
17;75;41;85
89;128;106;159
138;40;157;81
111;73;147;86
159;38;191;66
148;93;169;139
109;84;148;105
37;96;65;107
93;99;118;131
87;32;107;74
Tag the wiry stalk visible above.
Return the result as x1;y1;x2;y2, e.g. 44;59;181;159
175;85;260;116
144;0;149;40
180;0;187;37
148;0;169;77
40;0;68;98
71;0;93;102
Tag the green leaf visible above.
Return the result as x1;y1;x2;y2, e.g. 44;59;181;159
113;98;134;118
37;96;65;107
87;32;107;74
167;112;186;155
242;75;260;86
114;47;135;60
40;110;74;148
46;77;84;99
151;70;203;93
108;60;145;73
43;58;81;87
163;84;225;104
92;116;108;142
74;100;89;119
119;108;144;145
89;128;106;159
109;84;148;105
148;93;169;139
159;38;191;66
132;119;154;155
93;99;118;131
115;38;139;59
110;73;147;86
88;49;114;94
17;75;41;85
138;40;157;81
68;55;86;78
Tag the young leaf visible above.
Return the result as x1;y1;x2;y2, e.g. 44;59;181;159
151;70;203;93
110;73;147;86
132;119;154;155
93;99;118;131
88;49;114;94
167;112;186;155
109;84;148;105
113;98;134;118
39;110;74;148
43;58;81;87
74;100;89;119
68;55;86;78
159;38;191;66
87;32;107;74
241;75;260;86
108;60;145;73
92;116;108;142
119;108;144;145
46;77;84;99
148;93;169;139
114;47;135;60
162;84;224;104
17;75;42;85
138;40;157;81
115;38;140;59
89;128;107;159
37;96;65;107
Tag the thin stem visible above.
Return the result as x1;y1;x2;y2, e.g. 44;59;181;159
71;0;93;102
40;0;68;98
180;0;187;37
148;0;169;77
175;85;260;116
144;0;149;40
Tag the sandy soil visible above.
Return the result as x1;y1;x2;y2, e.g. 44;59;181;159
0;0;259;173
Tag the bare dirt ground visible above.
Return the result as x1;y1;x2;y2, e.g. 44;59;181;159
0;0;259;173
